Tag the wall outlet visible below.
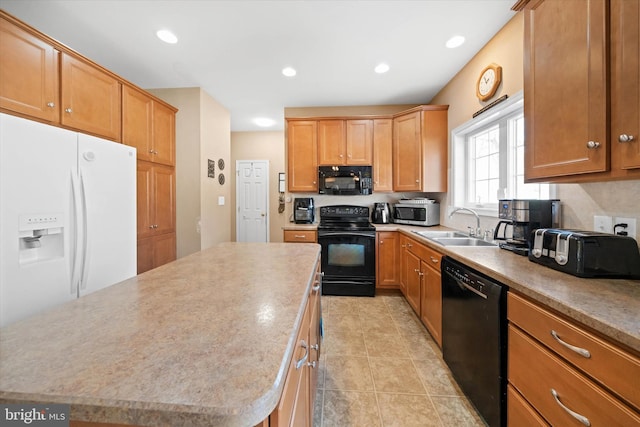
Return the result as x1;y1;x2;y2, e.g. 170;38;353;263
613;217;637;240
593;215;613;233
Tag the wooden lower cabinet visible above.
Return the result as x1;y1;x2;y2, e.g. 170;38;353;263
376;231;399;289
283;229;317;243
507;292;640;426
270;267;321;427
137;232;176;274
398;235;443;347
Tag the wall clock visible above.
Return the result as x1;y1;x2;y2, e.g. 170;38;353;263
476;63;502;101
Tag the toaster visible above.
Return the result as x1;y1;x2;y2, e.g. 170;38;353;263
528;229;640;278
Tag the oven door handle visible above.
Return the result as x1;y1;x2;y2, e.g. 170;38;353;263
318;231;375;238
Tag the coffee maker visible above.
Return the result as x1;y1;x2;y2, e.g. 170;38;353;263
493;199;561;255
294;198;315;224
372;202;391;224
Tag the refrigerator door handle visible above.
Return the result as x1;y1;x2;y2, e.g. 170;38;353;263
79;171;91;291
70;171;83;296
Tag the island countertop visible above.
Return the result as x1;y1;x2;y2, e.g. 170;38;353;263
0;242;321;427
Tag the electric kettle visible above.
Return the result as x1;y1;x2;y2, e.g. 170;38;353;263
372;203;391;224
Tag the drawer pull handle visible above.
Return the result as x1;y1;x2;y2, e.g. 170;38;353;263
550;330;591;358
295;340;309;370
294;234;306;239
551;388;591;426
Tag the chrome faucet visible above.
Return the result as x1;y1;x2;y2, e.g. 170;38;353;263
449;207;481;237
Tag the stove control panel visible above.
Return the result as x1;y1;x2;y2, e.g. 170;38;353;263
320;205;369;218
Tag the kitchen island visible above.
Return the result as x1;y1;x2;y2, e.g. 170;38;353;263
0;242;321;427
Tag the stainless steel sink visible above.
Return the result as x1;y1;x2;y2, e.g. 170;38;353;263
430;237;497;247
413;230;468;239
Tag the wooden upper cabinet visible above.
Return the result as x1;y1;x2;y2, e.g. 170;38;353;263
393;107;448;192
318;120;346;165
523;0;608;180
318;119;373;165
611;0;640;170
152;101;175;166
345;119;373;165
287;120;318;192
393;111;422;191
373;118;393;192
61;52;121;141
123;85;153;161
136;162;175;239
123;85;175;166
0;16;59;122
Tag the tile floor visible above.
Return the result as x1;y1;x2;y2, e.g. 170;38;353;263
313;291;486;427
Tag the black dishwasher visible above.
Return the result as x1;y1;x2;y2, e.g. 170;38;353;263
441;256;507;427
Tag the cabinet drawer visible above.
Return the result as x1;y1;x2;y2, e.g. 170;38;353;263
405;237;442;270
508;292;640;410
509;326;640;427
508;385;549;427
283;230;317;243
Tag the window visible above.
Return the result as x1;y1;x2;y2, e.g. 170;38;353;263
450;91;552;216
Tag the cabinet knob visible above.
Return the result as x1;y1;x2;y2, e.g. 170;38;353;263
65;108;72;113
586;140;600;149
415;179;420;183
379;240;384;244
47;102;55;108
618;134;635;143
149;149;154;153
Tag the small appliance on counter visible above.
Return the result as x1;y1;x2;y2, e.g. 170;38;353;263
372;202;391;224
293;197;315;224
528;229;640;278
493;199;561;255
393;198;440;226
318;165;372;195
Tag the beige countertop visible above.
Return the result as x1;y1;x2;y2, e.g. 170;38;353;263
0;242;321;427
379;224;640;354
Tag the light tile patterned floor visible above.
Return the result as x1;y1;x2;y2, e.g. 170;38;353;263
313;292;486;427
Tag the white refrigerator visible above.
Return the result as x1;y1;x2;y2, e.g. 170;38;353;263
0;113;137;327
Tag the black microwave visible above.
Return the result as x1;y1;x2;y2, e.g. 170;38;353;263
318;166;372;195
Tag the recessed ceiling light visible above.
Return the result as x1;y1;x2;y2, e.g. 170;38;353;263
446;35;465;49
282;67;297;77
253;117;276;127
156;29;178;44
374;63;390;74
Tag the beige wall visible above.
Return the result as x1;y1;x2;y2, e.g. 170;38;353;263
430;14;640;236
149;87;231;257
230;131;286;242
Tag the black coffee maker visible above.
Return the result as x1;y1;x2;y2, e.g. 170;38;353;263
294;198;315;224
372;203;391;224
493;199;561;255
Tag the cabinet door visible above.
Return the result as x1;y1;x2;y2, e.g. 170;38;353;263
287;121;318;192
393;111;422;191
61;53;121;140
0;17;59;122
318;120;346;165
373;119;393;192
399;235;409;295
136;236;154;275
152;101;176;166
611;0;640;170
345;119;373;165
153;164;176;235
524;0;608;179
136;162;154;238
376;231;399;288
122;85;153;162
153;232;176;268
405;250;421;315
420;262;442;348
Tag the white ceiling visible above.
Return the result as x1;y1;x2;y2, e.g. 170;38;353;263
1;0;516;131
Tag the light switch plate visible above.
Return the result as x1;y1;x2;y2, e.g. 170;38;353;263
218;196;225;206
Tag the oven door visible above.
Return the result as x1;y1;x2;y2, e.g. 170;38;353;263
317;230;375;296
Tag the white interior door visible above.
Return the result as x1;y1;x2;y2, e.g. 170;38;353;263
236;160;269;242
